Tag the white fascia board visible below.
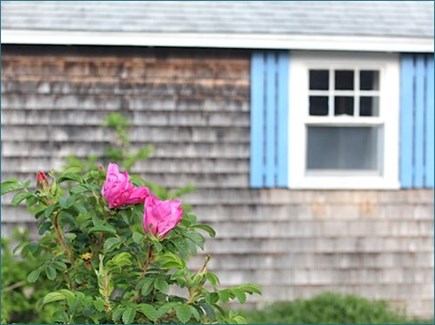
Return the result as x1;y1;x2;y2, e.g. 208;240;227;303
2;29;434;53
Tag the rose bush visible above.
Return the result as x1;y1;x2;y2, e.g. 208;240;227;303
1;161;260;324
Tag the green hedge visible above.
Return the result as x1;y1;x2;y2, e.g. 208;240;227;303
241;292;432;324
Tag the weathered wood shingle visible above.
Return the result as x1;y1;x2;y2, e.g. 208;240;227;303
1;45;433;318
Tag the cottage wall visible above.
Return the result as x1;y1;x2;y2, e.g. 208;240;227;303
1;45;433;317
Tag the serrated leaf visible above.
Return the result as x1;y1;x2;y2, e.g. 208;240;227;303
27;269;41;283
58;289;76;305
59;195;76;209
141;277;154;296
45;266;57;280
93;298;105;312
103;237;122;253
189;305;201;321
185;231;204;250
132;232;144;244
137;304;158;322
112;307;124;322
156;302;178;318
122;307;136;324
108;252;132;269
1;179;25;195
175;304;192;324
192;224;216;237
11;191;31;207
89;224;117;235
43;292;67;305
154;278;169;293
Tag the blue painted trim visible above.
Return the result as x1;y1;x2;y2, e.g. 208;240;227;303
399;55;414;188
250;52;266;188
277;52;289;187
414;56;425;187
265;53;277;187
425;55;434;188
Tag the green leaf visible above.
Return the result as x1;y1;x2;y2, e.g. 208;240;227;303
189;305;201;321
43;292;67;305
93;298;105;312
45;266;57;280
154;278;169;293
59;195;76;209
141;277;155;296
192;224;216;237
109;252;132;269
103;237;122;253
52;261;67;270
175;304;192;324
58;289;76;305
1;179;25;195
232;288;246;303
58;172;82;183
185;231;205;250
219;289;231;302
89;224;117;236
132;231;144;244
27;269;41;283
137;304;158;322
156;302;178;318
122;307;136;324
112;307;124;322
205;272;220;288
11;191;31;207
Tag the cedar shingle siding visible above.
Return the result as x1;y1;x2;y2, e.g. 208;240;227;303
1;45;433;317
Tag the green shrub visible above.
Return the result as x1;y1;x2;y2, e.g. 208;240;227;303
241;292;429;324
1;230;56;323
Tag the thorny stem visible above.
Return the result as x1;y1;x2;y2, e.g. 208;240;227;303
187;255;211;304
140;245;154;278
53;210;75;289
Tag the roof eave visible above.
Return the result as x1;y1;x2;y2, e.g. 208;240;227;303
2;29;434;53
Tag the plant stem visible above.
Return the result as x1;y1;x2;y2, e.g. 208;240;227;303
140;245;153;278
3;280;27;292
53;210;73;264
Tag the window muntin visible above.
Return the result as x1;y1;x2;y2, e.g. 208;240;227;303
289;52;400;189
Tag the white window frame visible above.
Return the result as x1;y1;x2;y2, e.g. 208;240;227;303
288;51;400;190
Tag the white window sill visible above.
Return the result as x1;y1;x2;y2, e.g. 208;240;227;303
290;177;400;190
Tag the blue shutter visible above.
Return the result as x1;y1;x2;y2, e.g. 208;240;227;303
250;51;289;188
400;54;434;188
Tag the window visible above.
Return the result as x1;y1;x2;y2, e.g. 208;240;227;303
289;52;400;189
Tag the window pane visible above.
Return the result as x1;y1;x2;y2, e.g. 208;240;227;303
334;96;354;116
309;96;328;116
360;70;379;90
309;70;329;90
335;70;354;90
307;126;381;171
360;96;379;116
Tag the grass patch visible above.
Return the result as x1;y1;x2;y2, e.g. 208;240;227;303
240;292;433;324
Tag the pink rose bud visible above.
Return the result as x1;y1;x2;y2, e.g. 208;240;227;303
36;171;49;189
143;195;183;238
101;163;150;209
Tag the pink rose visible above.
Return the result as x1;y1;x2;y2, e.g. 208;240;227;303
101;163;150;209
143;195;183;238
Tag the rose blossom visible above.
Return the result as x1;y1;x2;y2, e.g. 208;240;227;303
101;163;149;209
143;195;183;238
